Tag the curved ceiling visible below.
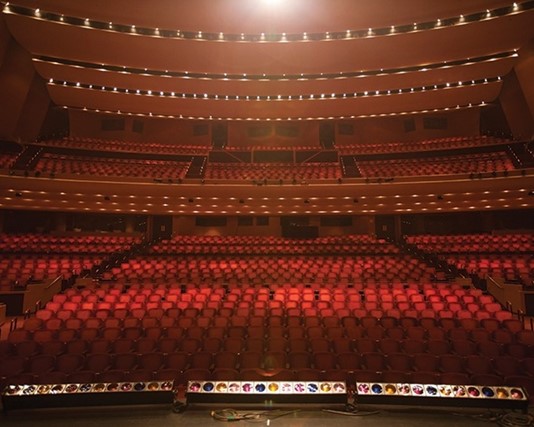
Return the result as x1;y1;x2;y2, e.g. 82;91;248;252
1;0;523;34
3;1;534;120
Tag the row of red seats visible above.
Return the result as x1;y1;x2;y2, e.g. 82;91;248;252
34;153;190;180
9;320;530;353
337;135;509;155
406;233;533;282
46;287;488;306
0;233;141;244
36;137;210;155
2;346;533;392
444;254;533;282
162;234;386;244
0;233;144;290
407;232;533;245
25;307;524;330
0;152;17;169
149;233;398;255
0;233;141;253
34;301;512;324
3;346;533;379
408;233;533;253
149;244;399;255
37;135;508;157
56;280;465;294
0;255;102;289
357;151;514;178
119;254;422;269
224;145;320;152
204;162;342;181
111;254;436;284
4;328;534;362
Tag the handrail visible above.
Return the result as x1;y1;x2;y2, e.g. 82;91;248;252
46;275;63;290
10;317;17;332
486;274;504;289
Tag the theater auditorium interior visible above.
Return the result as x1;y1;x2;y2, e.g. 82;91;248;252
0;0;534;425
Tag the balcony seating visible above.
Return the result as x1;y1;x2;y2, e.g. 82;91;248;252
337;135;510;155
357;151;514;178
34;153;190;180
36;137;210;155
204;162;342;181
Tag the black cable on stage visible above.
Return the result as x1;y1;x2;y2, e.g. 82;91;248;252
451;410;534;427
210;408;300;422
322;402;380;417
498;412;534;427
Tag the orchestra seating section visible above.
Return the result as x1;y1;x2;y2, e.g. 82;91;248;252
336;135;511;155
1;232;532;398
34;153;191;181
356;151;514;178
2;282;530;392
407;234;534;284
11;135;522;182
35;137;211;156
204;162;342;181
0;234;143;290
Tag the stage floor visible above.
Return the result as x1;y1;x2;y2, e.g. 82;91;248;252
1;404;532;427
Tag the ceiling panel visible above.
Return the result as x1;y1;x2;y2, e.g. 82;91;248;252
5;11;534;75
4;3;532;120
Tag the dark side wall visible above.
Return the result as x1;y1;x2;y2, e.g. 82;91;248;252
0;14;51;142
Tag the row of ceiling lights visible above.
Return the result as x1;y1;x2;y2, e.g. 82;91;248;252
4;189;530;203
50;76;501;101
64;101;491;122
4;2;526;42
36;51;516;81
10;190;526;200
2;201;529;214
